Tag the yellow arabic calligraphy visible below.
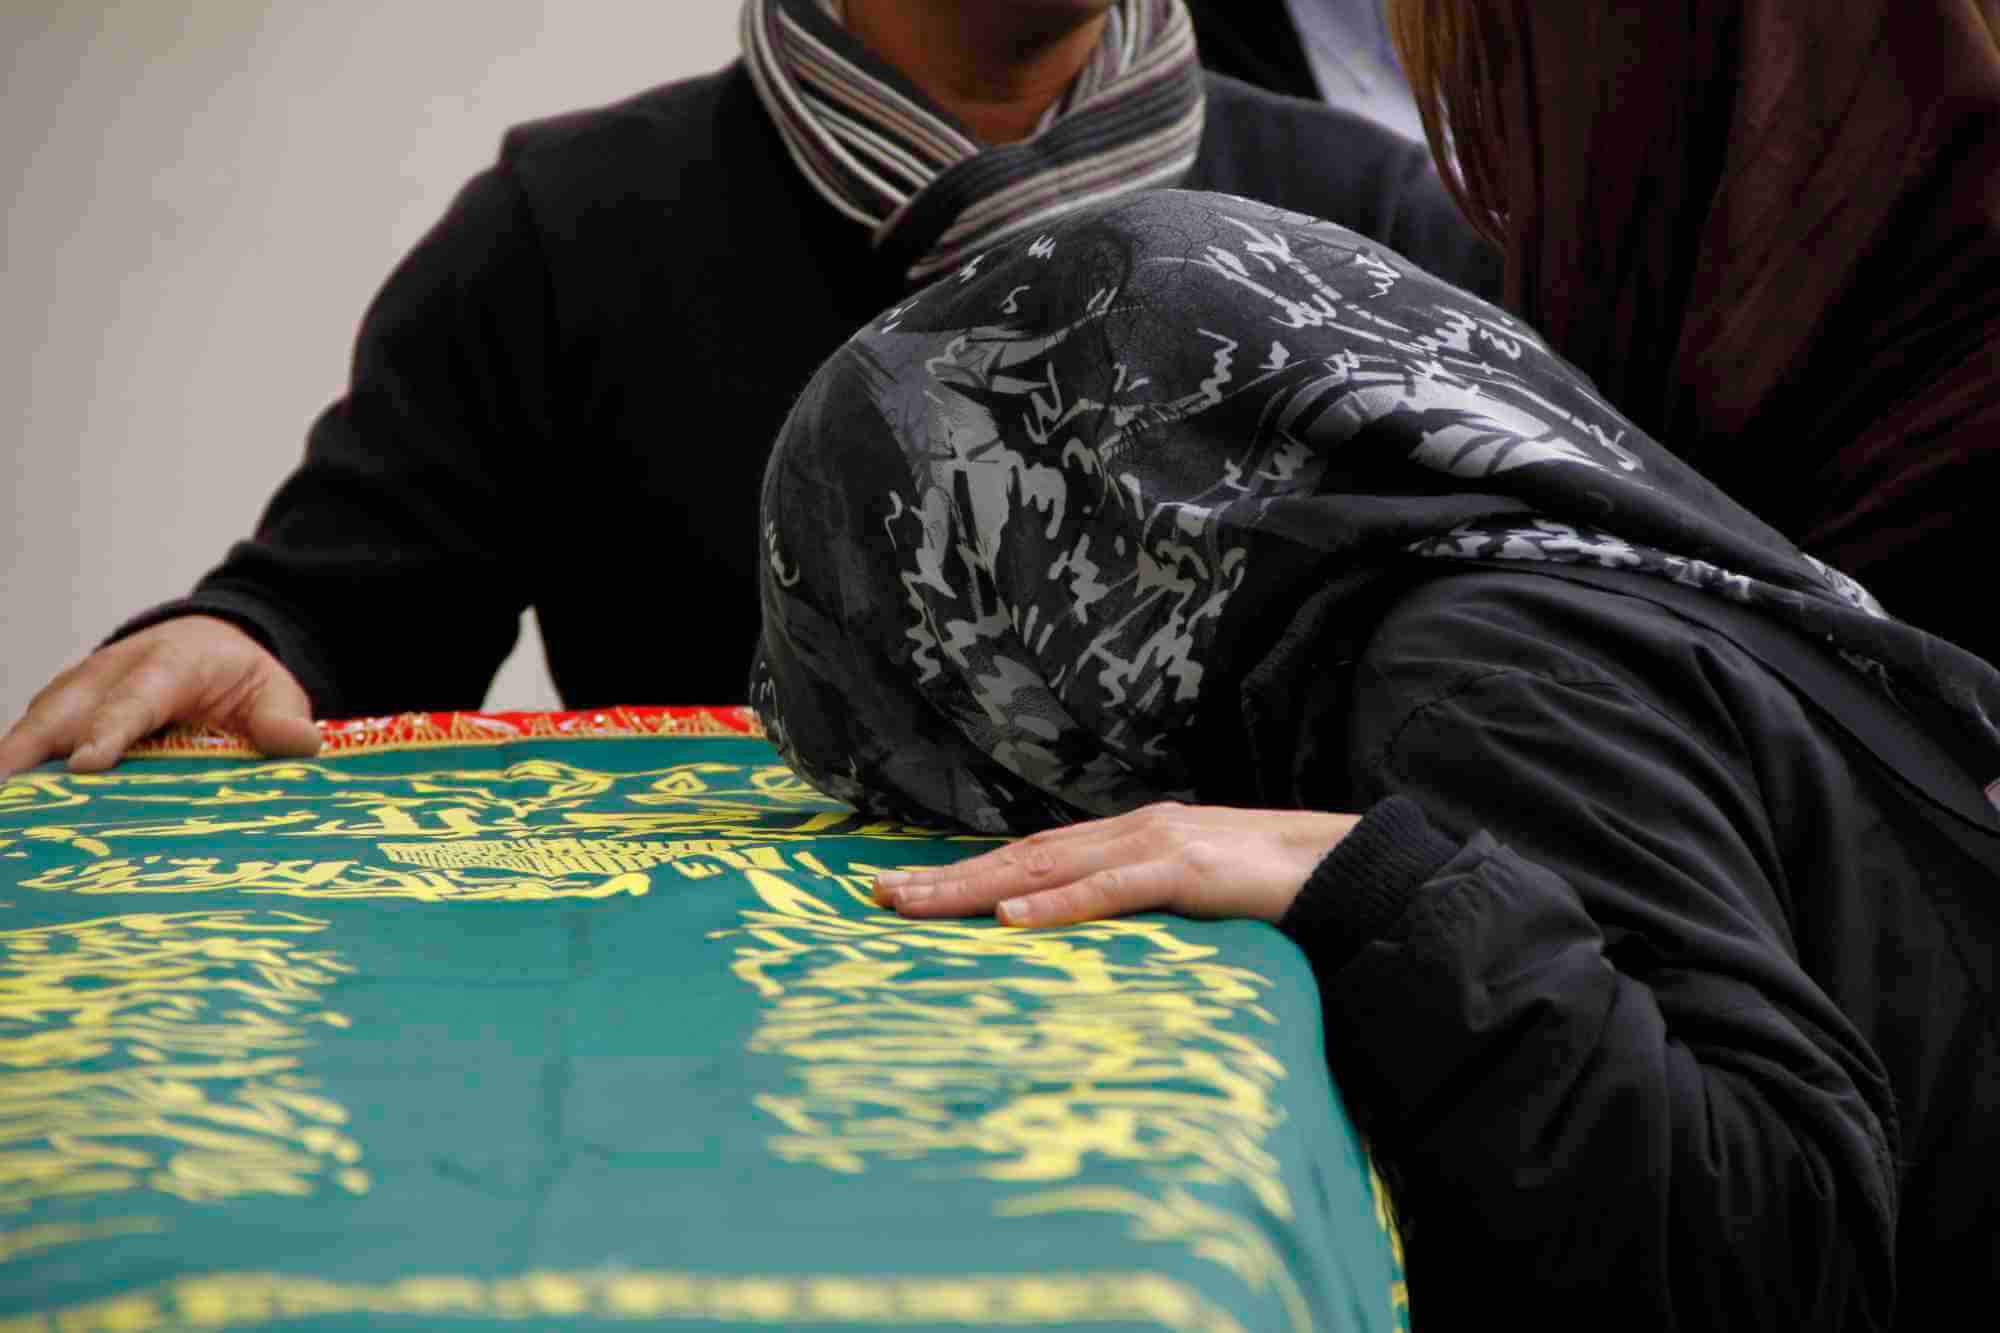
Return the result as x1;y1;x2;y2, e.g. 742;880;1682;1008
19;854;653;903
4;761;868;835
717;851;1308;1329
5;762;959;903
0;1268;1247;1333
0;911;366;1214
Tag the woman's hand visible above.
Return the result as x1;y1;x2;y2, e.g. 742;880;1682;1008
873;801;1361;927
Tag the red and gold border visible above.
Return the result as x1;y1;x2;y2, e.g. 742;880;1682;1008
126;706;764;760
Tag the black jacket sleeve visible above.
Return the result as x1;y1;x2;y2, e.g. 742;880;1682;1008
112;159;557;716
1277;574;1899;1331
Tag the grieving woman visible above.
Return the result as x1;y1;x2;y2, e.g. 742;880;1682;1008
751;3;1999;1328
750;193;1996;1333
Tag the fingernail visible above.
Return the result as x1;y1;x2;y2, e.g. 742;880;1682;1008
874;870;909;887
67;744;103;771
897;884;935;907
997;898;1030;926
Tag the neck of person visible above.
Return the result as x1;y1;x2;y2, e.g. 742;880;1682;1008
841;0;1111;144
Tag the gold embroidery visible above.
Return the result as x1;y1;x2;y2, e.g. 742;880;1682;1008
1370;1164;1410;1322
3;761;956;906
0;774;90;818
123;705;761;760
0;1269;1245;1332
714;851;1309;1325
999;1188;1309;1333
20;855;654;903
0;1217;165;1265
0;911;365;1216
725;858;1286;1212
6;763;958;904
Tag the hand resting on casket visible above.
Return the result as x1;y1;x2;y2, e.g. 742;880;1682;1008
0;615;321;776
873;801;1360;928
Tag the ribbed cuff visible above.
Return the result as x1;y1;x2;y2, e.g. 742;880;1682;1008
1279;794;1462;974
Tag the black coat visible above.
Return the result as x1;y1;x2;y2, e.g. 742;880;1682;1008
740;185;2000;1328
116;63;1496;713
1271;565;1999;1331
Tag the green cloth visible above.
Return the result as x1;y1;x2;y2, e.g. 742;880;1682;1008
0;732;1404;1331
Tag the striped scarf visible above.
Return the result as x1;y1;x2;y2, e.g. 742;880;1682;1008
741;0;1205;284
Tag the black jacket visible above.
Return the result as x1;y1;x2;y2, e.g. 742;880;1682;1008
1184;0;1321;102
118;64;1496;713
1273;566;1999;1331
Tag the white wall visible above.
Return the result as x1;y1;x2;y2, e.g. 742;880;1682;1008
1;1;741;725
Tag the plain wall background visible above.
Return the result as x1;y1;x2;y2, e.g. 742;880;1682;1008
2;1;741;726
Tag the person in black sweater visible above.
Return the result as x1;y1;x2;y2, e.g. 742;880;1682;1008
758;187;1999;1331
0;0;1495;778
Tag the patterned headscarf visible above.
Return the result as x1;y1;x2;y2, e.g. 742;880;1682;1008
741;0;1205;283
752;190;2000;833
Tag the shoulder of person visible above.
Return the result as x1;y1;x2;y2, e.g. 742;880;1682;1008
1196;70;1427;166
504;60;748;160
1352;568;1806;751
494;61;764;212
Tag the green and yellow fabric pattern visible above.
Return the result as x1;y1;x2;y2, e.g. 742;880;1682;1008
0;708;1404;1332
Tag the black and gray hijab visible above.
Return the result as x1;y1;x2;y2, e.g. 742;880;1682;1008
751;190;2000;834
